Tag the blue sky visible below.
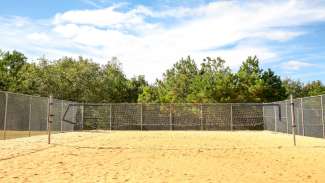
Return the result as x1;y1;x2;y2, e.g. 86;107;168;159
0;0;325;83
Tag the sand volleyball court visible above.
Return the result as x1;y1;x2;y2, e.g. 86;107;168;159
0;131;325;183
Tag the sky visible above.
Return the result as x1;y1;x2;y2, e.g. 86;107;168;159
0;0;325;83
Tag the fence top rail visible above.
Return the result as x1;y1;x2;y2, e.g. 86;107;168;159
68;102;274;106
0;90;49;99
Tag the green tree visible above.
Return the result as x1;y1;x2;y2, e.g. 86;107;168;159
138;85;159;103
128;75;148;102
235;56;264;102
38;56;102;102
0;50;27;91
157;56;198;103
303;80;325;96
187;57;235;103
261;69;287;102
282;78;306;98
100;57;130;102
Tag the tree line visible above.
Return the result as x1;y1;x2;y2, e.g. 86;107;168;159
0;49;324;103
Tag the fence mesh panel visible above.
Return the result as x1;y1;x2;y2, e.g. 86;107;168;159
203;104;231;130
232;104;263;130
30;96;48;136
302;96;323;138
142;104;170;130
264;95;325;139
6;93;30;138
112;103;141;130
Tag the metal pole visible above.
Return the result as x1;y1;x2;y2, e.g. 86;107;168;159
200;104;203;130
321;95;324;138
48;96;53;144
46;97;49;131
3;92;8;140
290;95;296;146
80;103;84;131
230;104;233;131
28;96;32;137
109;104;112;132
169;104;173;131
301;98;305;136
273;105;277;132
140;103;143;131
60;100;64;132
285;100;289;134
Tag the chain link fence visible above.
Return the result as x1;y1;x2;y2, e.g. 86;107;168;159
264;94;325;139
2;90;325;140
0;91;75;140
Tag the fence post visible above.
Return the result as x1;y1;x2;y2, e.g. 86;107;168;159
321;95;324;138
28;96;32;137
290;95;296;146
169;104;173;131
48;96;54;144
273;105;277;132
80;102;84;130
3;92;8;140
301;98;305;136
230;104;233;131
200;104;203;130
60;100;64;132
109;104;112;131
140;103;143;131
285;100;289;134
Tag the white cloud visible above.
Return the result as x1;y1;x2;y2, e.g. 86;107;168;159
27;32;51;42
281;60;315;71
1;1;325;82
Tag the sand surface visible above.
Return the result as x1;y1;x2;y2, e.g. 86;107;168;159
0;131;325;183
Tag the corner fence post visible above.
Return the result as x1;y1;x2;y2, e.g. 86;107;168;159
321;95;324;138
301;98;305;136
230;104;233;131
140;103;143;131
28;96;32;137
169;104;173;131
48;96;53;144
290;95;296;146
3;92;8;140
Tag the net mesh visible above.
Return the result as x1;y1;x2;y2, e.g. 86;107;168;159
64;103;266;131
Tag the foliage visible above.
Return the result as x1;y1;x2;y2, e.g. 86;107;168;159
0;49;324;103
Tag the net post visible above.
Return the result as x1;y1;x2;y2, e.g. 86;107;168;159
300;98;305;136
200;104;203;131
321;95;324;138
140;103;143;131
169;104;173;131
230;104;233;131
109;104;112;132
3;92;8;140
28;96;32;137
290;94;296;146
48;96;54;144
